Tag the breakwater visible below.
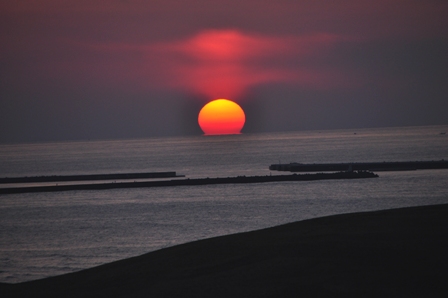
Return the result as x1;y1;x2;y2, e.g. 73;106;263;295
269;160;448;172
0;172;181;184
0;171;378;194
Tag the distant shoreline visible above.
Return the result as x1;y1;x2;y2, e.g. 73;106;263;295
2;203;447;297
0;171;378;195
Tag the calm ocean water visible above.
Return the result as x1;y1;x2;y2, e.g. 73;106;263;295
1;125;447;283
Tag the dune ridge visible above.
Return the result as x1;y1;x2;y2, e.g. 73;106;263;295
1;203;448;297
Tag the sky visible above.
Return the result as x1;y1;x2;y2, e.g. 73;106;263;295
1;0;448;143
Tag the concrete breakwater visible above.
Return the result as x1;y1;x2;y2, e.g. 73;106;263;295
269;160;448;172
0;171;378;195
0;172;181;184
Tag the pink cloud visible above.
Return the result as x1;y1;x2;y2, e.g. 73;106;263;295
141;30;347;99
11;29;357;99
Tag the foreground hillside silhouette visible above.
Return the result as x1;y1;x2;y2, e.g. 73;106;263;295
1;204;448;297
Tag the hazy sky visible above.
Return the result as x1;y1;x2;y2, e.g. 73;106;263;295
1;0;447;143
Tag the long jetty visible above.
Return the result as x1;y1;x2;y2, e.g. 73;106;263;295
269;160;448;172
0;172;181;184
0;171;378;195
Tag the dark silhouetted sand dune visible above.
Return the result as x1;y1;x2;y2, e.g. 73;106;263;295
2;204;448;297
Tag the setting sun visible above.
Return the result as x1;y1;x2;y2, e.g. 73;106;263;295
198;99;246;135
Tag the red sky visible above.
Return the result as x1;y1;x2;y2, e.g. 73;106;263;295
1;0;448;142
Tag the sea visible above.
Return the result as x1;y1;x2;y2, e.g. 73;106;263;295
0;125;447;283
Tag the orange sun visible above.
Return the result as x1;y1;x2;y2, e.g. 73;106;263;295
198;99;246;135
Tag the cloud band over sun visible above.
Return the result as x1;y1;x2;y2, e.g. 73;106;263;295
146;30;347;98
80;30;348;99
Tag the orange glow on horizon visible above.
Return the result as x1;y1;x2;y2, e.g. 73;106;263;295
198;99;245;135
